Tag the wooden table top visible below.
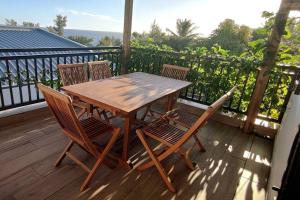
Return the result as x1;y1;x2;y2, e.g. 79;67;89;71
62;72;191;114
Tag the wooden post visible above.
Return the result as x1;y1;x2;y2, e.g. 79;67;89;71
243;0;292;133
121;0;133;74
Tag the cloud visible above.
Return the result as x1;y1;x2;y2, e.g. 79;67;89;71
57;8;121;23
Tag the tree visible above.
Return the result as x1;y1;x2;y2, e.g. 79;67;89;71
48;15;67;36
166;18;199;50
148;20;166;44
97;36;121;46
206;19;252;54
68;36;93;46
131;31;149;44
22;21;40;28
5;19;17;26
167;18;198;38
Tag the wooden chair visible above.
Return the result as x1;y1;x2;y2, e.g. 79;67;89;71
57;63;91;118
161;64;190;80
88;60;112;81
38;84;121;191
87;60;115;121
136;86;236;192
141;64;190;120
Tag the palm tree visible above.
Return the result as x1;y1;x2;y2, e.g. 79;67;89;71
167;18;198;39
166;19;199;50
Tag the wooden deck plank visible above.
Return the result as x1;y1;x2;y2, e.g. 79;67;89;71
0;167;42;200
0;139;68;180
14;165;85;200
233;177;267;200
240;136;273;185
0;111;272;200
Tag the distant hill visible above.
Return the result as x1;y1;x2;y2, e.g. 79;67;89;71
63;29;123;46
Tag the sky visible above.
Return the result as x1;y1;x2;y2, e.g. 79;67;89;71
0;0;299;36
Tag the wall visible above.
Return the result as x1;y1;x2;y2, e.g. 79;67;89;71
267;93;300;199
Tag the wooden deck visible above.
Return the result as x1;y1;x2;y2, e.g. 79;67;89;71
0;108;273;200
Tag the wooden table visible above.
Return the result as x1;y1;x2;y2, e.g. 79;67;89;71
62;72;191;166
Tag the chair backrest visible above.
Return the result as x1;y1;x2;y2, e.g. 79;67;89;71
58;63;88;86
88;60;112;81
161;64;190;80
38;84;97;155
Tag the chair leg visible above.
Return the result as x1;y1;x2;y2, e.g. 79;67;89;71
77;108;87;119
193;135;206;152
177;149;195;171
55;140;74;167
102;111;110;123
136;130;176;193
140;105;150;121
80;128;120;191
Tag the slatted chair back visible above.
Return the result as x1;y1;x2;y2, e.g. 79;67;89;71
161;64;190;80
58;63;89;86
88;60;112;81
37;84;97;155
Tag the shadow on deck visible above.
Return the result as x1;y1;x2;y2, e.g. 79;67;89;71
0;107;273;200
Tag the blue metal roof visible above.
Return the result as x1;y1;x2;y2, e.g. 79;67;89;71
0;26;85;49
0;26;90;84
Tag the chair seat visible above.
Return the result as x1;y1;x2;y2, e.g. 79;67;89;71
80;117;112;138
167;109;199;128
142;119;186;145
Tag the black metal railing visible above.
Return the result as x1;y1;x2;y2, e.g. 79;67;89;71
1;46;299;124
128;47;300;123
0;46;122;111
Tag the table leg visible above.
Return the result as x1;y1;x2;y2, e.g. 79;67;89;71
167;93;175;111
121;113;135;169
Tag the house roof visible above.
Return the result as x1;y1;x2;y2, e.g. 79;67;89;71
0;26;89;84
0;26;85;49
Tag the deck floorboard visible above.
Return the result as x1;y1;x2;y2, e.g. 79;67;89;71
0;110;273;200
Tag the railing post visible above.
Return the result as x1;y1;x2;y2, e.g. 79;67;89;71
121;0;133;74
243;0;291;133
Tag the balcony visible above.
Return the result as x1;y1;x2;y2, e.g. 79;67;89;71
0;45;299;200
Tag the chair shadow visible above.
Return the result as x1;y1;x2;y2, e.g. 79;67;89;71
66;127;271;200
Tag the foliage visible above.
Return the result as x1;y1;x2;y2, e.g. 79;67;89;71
5;19;17;26
166;18;198;38
97;36;121;46
48;15;67;36
22;21;40;28
4;19;39;28
148;20;167;45
166;18;199;50
68;35;93;46
129;40;297;122
201;19;252;54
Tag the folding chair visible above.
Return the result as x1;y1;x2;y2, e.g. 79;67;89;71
57;63;92;118
141;64;190;120
87;60;115;121
136;86;236;192
88;60;112;81
38;84;121;191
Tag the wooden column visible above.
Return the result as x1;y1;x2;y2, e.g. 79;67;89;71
121;0;134;74
243;0;292;133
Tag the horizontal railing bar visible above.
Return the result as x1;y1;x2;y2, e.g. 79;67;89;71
0;46;122;53
0;51;120;60
0;99;45;111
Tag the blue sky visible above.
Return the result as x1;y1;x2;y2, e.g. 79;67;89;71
0;0;298;36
